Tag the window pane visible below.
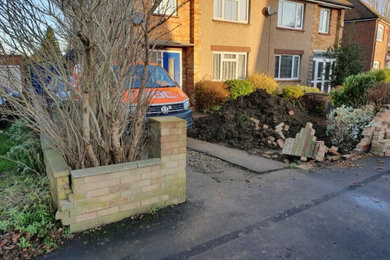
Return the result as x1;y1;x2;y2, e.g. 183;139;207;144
222;61;237;80
224;54;236;59
325;62;331;80
240;0;248;21
214;0;222;18
280;55;293;78
277;1;283;26
166;0;176;14
317;61;324;78
324;10;329;32
282;2;297;28
296;5;303;28
224;0;238;21
238;54;246;79
319;10;324;32
213;53;221;80
293;56;299;78
275;56;280;78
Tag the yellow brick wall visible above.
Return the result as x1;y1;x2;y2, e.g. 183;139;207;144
45;117;187;233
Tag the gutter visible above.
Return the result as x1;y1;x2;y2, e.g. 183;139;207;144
304;0;353;9
344;18;390;26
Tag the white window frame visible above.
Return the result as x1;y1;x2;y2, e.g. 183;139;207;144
213;0;249;23
154;0;177;16
319;8;330;33
277;0;304;30
275;54;300;80
212;51;248;81
377;24;384;42
373;61;380;69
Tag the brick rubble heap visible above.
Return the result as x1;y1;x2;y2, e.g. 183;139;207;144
355;108;390;156
282;122;328;162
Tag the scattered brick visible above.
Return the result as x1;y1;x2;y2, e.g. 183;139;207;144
282;122;328;162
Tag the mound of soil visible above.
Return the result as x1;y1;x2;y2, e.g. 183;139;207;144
189;89;328;151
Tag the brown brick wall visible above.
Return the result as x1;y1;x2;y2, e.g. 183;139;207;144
374;21;390;68
151;0;191;43
343;20;377;71
311;7;343;51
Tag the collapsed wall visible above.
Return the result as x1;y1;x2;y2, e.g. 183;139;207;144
355;108;390;156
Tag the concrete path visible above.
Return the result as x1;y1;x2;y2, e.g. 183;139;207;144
187;137;286;173
43;154;390;260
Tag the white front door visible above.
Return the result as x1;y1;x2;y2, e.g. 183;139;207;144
311;58;334;93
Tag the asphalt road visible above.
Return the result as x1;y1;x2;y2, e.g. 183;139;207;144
43;154;390;260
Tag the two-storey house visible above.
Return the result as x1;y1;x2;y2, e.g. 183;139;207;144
152;0;352;96
343;0;390;70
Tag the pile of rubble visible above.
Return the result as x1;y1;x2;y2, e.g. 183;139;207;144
282;122;334;162
355;108;390;156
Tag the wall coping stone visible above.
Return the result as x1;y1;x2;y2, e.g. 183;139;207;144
43;149;71;178
71;158;161;179
149;117;187;124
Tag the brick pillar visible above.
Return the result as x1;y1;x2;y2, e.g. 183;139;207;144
149;117;187;203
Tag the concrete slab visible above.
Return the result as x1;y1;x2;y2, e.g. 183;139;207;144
187;137;287;173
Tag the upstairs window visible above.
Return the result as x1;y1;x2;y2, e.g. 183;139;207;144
213;52;247;81
377;24;384;42
275;55;300;80
277;0;304;30
214;0;249;23
154;0;177;15
319;9;330;33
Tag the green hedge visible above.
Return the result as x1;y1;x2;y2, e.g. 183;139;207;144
225;79;254;100
330;69;386;108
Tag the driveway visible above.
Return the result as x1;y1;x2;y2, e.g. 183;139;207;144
43;151;390;260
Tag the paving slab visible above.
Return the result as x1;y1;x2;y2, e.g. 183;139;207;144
187;137;286;173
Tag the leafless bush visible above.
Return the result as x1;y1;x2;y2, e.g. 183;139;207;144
367;82;390;107
0;0;180;169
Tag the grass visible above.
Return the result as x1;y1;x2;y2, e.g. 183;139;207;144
0;121;69;259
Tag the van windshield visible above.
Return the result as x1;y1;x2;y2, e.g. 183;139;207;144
130;65;176;88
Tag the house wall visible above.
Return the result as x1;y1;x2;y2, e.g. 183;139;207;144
343;20;377;71
374;20;390;69
151;0;191;43
308;7;344;85
192;0;344;88
44;117;187;233
151;0;194;98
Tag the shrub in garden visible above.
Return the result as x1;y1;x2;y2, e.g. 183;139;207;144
225;79;254;100
195;80;230;111
282;85;321;99
247;73;278;94
367;82;390;106
0;121;68;259
326;40;365;87
327;105;375;153
330;70;385;108
5;120;44;174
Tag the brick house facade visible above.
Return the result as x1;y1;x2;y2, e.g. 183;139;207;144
154;0;352;98
343;0;390;70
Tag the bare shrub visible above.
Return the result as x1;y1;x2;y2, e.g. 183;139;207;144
0;0;182;169
195;80;230;111
367;82;390;106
